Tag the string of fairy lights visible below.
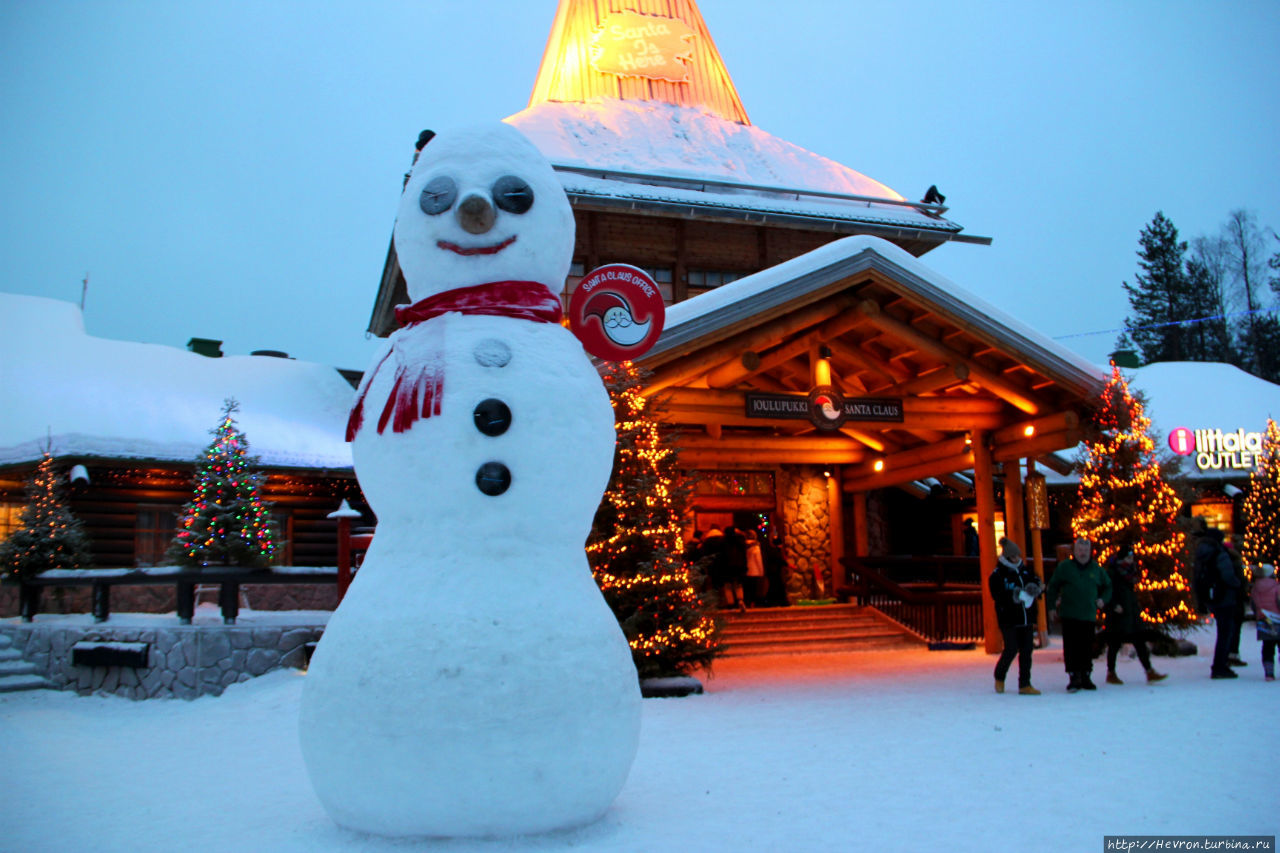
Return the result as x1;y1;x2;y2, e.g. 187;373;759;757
1072;364;1194;627
1241;417;1280;573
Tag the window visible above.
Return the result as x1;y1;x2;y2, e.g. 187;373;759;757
694;471;775;497
270;510;293;566
135;505;179;567
0;502;23;542
1191;501;1233;533
686;269;744;299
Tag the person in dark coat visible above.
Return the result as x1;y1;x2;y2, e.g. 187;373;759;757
963;519;980;557
1102;544;1166;684
1047;537;1112;692
719;525;748;613
1201;527;1244;679
1225;535;1248;667
700;526;726;599
989;538;1042;695
762;533;790;607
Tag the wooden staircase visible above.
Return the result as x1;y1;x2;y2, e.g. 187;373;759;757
717;604;920;657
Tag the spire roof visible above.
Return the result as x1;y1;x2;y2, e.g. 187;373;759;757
528;0;749;124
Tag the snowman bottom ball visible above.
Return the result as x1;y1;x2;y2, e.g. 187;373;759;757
298;552;642;838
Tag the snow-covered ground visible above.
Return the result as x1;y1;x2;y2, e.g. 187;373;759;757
1;626;1271;852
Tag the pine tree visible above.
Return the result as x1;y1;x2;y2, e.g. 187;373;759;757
1120;212;1193;364
1073;363;1196;629
168;399;278;568
0;451;93;578
1242;417;1280;571
587;361;721;679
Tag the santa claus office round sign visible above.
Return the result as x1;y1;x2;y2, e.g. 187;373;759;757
569;263;665;361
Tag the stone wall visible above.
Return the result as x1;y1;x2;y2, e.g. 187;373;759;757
0;620;324;700
776;465;832;600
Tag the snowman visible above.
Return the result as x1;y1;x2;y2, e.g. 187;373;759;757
298;123;641;838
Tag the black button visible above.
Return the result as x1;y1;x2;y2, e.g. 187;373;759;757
476;462;511;496
473;399;512;436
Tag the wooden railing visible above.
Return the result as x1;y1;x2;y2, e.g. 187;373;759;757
3;566;338;625
839;556;984;644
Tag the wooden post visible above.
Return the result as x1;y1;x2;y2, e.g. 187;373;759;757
972;430;1002;653
92;582;110;623
827;467;844;594
1002;460;1026;553
19;583;41;623
1026;459;1050;646
335;516;352;603
219;582;241;625
328;500;364;604
176;581;195;625
852;490;868;558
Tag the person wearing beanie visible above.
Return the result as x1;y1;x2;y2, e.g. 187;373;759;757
1047;537;1112;692
1102;544;1167;685
1250;563;1280;681
989;537;1043;695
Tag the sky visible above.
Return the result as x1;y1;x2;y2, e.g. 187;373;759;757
1;0;1278;372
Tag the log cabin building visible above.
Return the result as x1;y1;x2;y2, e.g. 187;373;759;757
0;292;361;615
367;0;1106;649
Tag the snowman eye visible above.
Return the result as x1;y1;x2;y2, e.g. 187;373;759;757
492;175;534;214
419;176;457;215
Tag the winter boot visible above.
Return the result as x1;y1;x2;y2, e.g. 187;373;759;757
1067;673;1081;693
1080;672;1097;690
1228;654;1247;667
1018;685;1041;695
994;679;1005;694
1105;670;1124;685
1145;668;1167;683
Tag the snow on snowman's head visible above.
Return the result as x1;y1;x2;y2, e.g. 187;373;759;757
393;123;573;303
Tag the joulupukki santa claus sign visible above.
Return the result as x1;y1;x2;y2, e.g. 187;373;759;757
569;263;665;361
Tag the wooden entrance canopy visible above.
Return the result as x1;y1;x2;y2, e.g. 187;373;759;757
635;235;1106;651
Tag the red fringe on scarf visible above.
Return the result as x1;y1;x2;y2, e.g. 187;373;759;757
345;280;562;441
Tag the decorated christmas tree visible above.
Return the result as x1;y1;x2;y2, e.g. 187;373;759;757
168;399;278;568
1242;417;1280;572
0;451;93;578
587;361;721;678
1072;363;1195;628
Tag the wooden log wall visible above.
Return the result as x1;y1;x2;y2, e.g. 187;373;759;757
0;463;360;569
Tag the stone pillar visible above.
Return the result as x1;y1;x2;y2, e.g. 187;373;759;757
777;466;832;601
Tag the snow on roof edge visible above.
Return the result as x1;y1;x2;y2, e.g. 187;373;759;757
648;235;1106;399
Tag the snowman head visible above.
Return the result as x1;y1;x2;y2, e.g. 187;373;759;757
394;123;573;303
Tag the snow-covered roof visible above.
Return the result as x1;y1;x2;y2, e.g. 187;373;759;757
0;293;355;470
648;235;1105;402
1129;362;1280;439
506;102;972;241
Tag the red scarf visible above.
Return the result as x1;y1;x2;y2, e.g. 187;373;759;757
346;280;563;440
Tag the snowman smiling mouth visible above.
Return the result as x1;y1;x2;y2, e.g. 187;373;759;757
437;236;517;256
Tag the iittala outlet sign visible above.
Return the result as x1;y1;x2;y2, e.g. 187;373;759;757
1169;426;1264;471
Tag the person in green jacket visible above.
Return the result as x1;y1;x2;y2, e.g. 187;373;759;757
1047;537;1112;692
